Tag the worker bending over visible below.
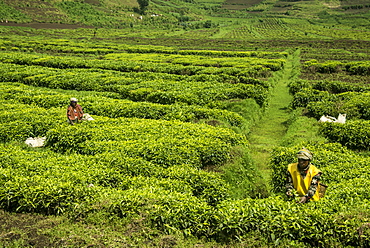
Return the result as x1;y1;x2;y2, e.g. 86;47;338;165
67;98;84;125
286;148;322;203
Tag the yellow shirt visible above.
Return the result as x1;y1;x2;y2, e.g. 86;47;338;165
288;163;321;201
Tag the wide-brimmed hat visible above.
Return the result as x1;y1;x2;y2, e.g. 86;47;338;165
70;97;78;102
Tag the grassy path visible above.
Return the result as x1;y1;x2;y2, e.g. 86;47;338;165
249;50;298;184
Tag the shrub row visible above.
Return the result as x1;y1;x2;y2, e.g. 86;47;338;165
0;100;65;142
0;62;269;106
0;99;247;169
288;78;370;97
0;144;229;208
303;59;370;76
0;39;288;59
45;116;247;168
0;82;246;127
0;52;277;78
104;52;286;71
319;120;370;150
1;142;369;245
288;79;370;96
290;87;370;121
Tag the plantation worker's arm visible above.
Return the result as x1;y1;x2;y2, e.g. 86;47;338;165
76;104;84;120
304;172;322;201
285;170;294;198
67;105;74;124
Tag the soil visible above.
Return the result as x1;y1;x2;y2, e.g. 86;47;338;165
0;210;55;247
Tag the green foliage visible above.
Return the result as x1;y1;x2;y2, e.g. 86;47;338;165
0;59;272;107
0;143;229;211
0;0;370;42
0;1;30;22
303;60;370;76
246;0;277;12
312;80;370;94
0;100;65;142
288;64;370;121
221;147;269;199
266;142;369;245
0;82;246;128
287;79;310;95
0;50;282;76
290;88;370;120
345;61;370;76
290;88;334;110
1;6;370;245
303;60;343;74
319;120;370;150
279;115;327;147
45;117;247;168
137;0;149;13
2;141;370;246
57;1;129;28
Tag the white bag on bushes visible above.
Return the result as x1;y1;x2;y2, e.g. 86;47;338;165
319;114;346;124
25;137;46;147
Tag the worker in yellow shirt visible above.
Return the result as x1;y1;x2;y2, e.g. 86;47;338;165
286;148;322;203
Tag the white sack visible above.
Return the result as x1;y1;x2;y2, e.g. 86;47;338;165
25;137;46;147
82;113;94;121
319;114;346;124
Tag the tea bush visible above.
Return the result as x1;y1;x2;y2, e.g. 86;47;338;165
0;82;246;128
45;116;247;168
319;120;370;150
0;62;270;106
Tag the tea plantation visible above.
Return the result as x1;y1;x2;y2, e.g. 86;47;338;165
0;0;370;247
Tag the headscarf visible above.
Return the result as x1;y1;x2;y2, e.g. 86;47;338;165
296;148;313;160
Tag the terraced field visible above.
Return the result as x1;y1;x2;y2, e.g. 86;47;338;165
1;0;370;247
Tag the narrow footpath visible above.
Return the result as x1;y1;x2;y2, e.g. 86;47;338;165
248;50;298;184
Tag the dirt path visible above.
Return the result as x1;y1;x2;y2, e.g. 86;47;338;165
249;50;298;183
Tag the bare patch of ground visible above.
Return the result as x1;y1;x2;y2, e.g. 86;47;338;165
0;209;180;247
0;210;55;247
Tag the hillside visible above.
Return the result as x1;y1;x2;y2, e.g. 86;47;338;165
0;0;370;41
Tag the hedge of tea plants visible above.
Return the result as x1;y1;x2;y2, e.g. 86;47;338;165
303;59;370;76
0;51;283;75
45;116;247;168
288;55;370;151
0;38;289;59
1;38;370;246
0;61;270;106
1;140;369;246
0;82;247;128
318;121;370;150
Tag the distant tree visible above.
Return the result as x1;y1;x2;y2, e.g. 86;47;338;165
137;0;149;14
204;20;212;28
